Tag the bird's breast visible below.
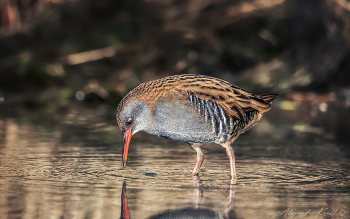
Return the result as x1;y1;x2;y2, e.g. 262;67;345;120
144;99;214;143
144;96;243;144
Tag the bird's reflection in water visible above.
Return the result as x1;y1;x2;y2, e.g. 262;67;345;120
120;177;236;219
120;181;130;219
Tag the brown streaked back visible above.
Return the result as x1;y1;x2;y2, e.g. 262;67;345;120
117;74;277;122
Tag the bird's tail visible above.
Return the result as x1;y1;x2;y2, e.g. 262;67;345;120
259;94;278;104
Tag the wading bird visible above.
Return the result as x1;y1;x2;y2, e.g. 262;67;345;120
116;74;277;184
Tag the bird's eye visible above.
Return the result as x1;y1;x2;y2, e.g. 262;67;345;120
127;120;132;125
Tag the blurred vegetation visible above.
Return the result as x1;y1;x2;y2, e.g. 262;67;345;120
1;0;350;112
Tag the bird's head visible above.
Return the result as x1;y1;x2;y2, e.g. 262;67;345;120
116;99;151;167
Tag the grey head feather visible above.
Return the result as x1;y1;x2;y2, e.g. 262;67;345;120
118;100;152;134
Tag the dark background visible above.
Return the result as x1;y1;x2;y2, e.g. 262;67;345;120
0;0;350;143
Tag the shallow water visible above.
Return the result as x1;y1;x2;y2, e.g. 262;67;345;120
0;102;349;219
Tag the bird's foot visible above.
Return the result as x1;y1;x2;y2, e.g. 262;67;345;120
230;176;237;185
192;172;199;176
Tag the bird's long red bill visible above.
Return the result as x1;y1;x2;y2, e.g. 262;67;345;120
122;130;133;167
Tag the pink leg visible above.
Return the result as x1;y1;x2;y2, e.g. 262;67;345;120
191;143;204;176
223;144;237;184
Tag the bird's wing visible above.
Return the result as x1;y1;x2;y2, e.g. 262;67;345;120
170;75;275;121
129;74;277;121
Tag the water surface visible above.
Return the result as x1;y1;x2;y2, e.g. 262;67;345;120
0;102;349;219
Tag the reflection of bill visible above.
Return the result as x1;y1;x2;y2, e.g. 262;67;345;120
120;177;236;219
120;181;130;219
